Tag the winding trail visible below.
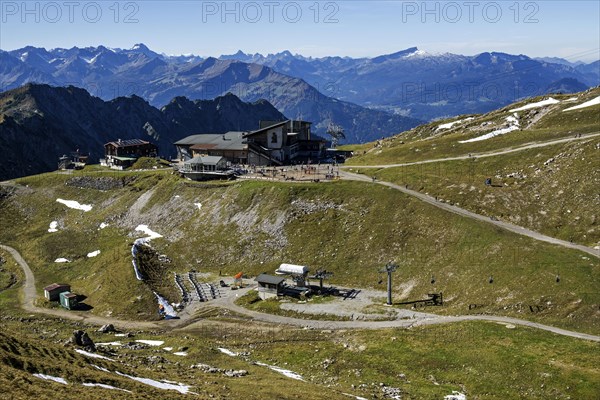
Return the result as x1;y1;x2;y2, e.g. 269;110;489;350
339;171;599;258
344;132;600;169
0;244;161;330
339;133;600;258
2;243;599;342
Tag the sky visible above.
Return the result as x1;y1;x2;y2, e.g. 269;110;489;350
1;0;599;62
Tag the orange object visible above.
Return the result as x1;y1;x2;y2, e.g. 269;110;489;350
234;272;243;280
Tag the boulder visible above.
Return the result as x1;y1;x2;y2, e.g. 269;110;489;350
71;330;96;351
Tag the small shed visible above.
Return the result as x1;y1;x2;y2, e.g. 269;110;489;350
255;274;285;300
44;283;71;301
59;291;78;310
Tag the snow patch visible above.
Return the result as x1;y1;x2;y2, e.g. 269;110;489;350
163;347;173;351
510;97;559;112
135;225;163;240
75;349;114;361
459;113;520;143
194;203;202;210
563;95;600;111
99;222;108;229
92;365;110;373
136;339;165;346
48;221;58;233
115;371;192;394
155;292;177;318
436;117;474;131
33;373;68;385
217;347;238;357
54;258;70;263
82;382;131;393
256;362;304;381
173;352;188;356
444;392;466;400
87;250;101;258
56;198;92;212
96;342;122;346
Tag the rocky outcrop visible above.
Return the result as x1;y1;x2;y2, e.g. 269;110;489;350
70;330;96;351
0;84;285;181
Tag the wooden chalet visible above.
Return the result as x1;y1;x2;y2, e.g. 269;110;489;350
101;139;158;169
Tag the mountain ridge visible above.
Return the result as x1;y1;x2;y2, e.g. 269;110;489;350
1;45;423;143
0;83;286;180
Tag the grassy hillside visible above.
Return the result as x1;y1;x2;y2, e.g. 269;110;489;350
356;136;599;247
1;168;598;333
0;315;348;400
344;87;599;166
342;87;599;248
1;310;599;400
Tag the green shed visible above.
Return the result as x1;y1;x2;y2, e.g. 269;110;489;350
59;291;78;310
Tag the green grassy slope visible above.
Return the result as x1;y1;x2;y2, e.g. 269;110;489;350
357;136;599;247
2;311;599;400
344;87;599;166
342;86;599;252
1;168;598;333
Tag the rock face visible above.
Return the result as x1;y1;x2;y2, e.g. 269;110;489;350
71;330;96;351
1;45;424;144
0;84;284;181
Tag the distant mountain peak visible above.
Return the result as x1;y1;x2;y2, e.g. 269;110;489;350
371;47;419;63
131;43;149;51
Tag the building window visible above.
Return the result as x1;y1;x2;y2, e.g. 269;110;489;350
271;132;277;143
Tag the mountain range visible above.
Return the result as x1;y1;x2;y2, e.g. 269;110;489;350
0;84;286;181
0;44;422;143
1;43;598;147
219;48;600;120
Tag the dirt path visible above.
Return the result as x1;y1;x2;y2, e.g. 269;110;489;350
344;132;600;169
3;245;600;342
0;244;162;330
338;133;600;258
339;170;599;258
199;285;600;342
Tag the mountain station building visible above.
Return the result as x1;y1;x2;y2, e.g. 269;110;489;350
174;120;326;166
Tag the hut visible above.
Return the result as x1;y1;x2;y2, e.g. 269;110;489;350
59;292;78;310
255;274;285;300
44;283;71;301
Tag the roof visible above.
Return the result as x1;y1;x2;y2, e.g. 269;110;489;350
255;274;285;285
184;156;224;165
244;121;288;138
111;156;138;161
44;283;70;292
275;263;310;275
174;132;247;151
105;139;154;148
60;292;77;299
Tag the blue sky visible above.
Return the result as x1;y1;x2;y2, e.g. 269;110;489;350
1;1;599;61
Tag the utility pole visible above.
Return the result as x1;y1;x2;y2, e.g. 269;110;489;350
380;262;398;305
